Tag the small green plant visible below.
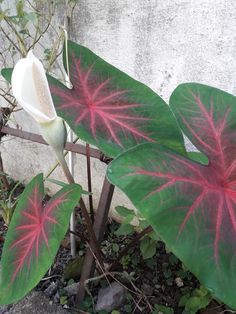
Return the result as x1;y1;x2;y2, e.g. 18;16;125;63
179;286;212;314
0;180;21;225
115;205;158;260
153;304;174;314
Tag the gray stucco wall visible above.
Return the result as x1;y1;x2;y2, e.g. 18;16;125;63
1;0;236;217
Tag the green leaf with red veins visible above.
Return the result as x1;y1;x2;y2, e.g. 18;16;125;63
48;40;185;157
107;83;236;309
0;174;82;304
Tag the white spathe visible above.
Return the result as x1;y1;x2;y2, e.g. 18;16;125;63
12;50;56;123
11;50;66;154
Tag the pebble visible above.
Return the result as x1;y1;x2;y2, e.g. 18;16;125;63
175;277;184;287
64;282;80;296
44;282;58;297
0;305;11;314
95;282;126;312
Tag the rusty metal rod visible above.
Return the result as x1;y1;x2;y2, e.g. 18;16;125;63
86;143;94;222
1;126;101;159
77;177;115;303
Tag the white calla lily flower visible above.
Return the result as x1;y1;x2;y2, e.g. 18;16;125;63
12;50;56;123
12;50;78;257
11;50;66;155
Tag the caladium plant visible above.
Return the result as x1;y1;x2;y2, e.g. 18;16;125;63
107;83;236;310
0;174;82;304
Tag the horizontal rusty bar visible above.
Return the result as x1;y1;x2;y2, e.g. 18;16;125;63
1;126;102;160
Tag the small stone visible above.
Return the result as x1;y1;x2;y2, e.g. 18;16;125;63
0;304;11;314
53;292;60;303
95;282;126;312
175;277;184;287
44;282;58;297
64;282;80;296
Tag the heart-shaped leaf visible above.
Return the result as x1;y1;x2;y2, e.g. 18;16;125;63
48;40;185;157
0;174;82;304
107;83;236;309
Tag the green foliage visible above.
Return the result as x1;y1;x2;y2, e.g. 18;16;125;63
59;295;68;306
187;152;208;165
115;223;134;236
179;286;212;314
140;236;156;259
0;180;21;225
114;205;157;260
114;206;135;236
123;304;132;312
16;0;24;17
115;206;135;224
153;304;174;314
79;296;94;313
0;202;14;225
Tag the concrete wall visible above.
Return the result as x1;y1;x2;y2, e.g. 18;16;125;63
1;0;236;216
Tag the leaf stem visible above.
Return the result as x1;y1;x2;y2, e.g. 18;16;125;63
55;151;103;266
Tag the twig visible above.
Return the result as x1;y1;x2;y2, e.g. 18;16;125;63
69;229;88;243
3;16;27;56
0;152;9;190
28;2;52;50
0;26;21;54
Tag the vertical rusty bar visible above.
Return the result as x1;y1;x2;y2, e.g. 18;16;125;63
86;143;94;223
76;177;115;303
